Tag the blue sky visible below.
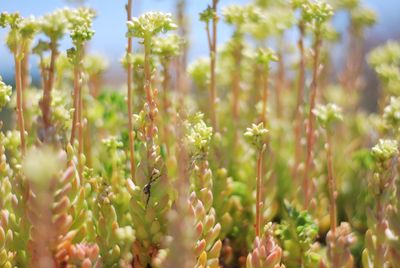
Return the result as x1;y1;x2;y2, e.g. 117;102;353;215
0;0;246;79
0;0;399;80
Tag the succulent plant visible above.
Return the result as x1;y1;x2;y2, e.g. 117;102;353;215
0;2;399;268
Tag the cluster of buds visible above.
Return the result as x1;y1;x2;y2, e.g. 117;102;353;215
67;8;96;48
189;193;222;268
0;12;38;53
246;223;284;268
302;0;334;27
383;97;400;134
367;41;400;95
0;211;14;268
0;77;12;109
387;177;400;266
313;103;343;131
244;123;268;151
326;222;357;267
223;3;261;39
66;8;95;64
185;115;222;268
67;243;100;267
153;34;182;59
371;139;398;166
255;48;278;69
126;12;177;39
186;113;213;158
188;58;210;90
363;139;398;268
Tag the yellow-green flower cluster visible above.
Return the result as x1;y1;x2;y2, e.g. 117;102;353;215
255;48;278;69
186;113;213;157
302;0;334;25
126;12;177;39
383;97;400;131
371;139;398;163
153;34;182;58
313;103;343;130
244;123;268;150
39;9;68;41
0;77;12;109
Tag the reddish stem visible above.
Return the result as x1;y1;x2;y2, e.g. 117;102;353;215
70;65;80;144
303;30;322;207
162;61;171;155
293;22;305;178
255;145;266;237
40;40;57;142
14;55;26;155
209;0;218;132
260;68;269;126
126;0;136;182
232;43;242;147
326;133;337;234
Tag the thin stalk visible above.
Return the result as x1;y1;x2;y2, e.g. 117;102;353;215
326;133;337;234
176;0;188;103
83;118;92;167
232;43;242;147
162;60;170;155
261;67;269;126
40;39;57;140
208;0;218;132
39;55;48;91
255;145;266;237
78;75;84;178
374;196;385;268
293;22;305;178
126;0;136;182
70;65;80;144
14;54;26;155
70;55;84;179
275;38;285;119
144;36;156;177
303;29;322;207
144;37;153;121
21;50;29;126
21;52;30;92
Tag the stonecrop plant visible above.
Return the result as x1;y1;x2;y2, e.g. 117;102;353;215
0;0;399;267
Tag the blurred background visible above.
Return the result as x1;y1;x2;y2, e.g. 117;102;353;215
1;0;400;100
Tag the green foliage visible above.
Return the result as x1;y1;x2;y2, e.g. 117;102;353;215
277;203;320;267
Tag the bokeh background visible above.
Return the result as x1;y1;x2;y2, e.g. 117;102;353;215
1;0;400;109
